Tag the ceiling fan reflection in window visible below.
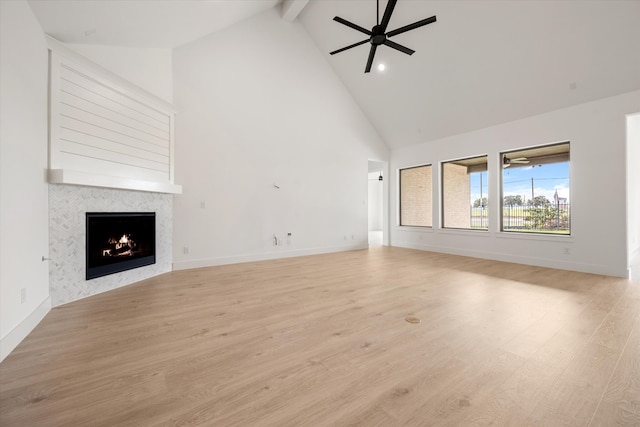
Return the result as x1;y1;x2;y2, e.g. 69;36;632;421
329;0;436;73
503;156;530;168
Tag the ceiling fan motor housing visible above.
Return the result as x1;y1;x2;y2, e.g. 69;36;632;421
371;25;386;45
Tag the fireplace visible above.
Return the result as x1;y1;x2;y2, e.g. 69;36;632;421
86;212;156;280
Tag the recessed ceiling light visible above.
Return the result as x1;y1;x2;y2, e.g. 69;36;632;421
377;63;386;72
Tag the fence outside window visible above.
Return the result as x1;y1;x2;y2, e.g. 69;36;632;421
470;203;570;233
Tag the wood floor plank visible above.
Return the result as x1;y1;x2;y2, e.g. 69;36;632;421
525;279;639;426
589;308;640;426
1;247;637;426
451;276;629;426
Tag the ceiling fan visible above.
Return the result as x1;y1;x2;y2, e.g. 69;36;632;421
503;156;530;168
329;0;436;73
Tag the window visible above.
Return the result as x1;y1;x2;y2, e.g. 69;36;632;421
399;165;432;227
442;155;488;230
501;142;570;234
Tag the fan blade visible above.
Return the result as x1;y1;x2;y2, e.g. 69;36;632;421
365;44;378;73
511;160;530;164
379;0;397;32
330;39;370;55
387;16;436;38
383;39;414;55
333;16;372;36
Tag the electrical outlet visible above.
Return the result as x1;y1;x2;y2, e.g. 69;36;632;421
563;247;570;255
200;201;206;209
183;246;189;254
21;288;26;304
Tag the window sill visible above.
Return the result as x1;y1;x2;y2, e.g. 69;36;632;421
395;226;434;232
437;228;490;237
496;231;573;242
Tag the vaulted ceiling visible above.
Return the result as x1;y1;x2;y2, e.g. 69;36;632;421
28;0;640;149
27;0;282;48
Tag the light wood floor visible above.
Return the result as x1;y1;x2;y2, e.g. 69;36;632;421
1;247;639;426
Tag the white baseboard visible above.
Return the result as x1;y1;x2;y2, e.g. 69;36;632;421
393;241;628;278
172;242;368;271
0;297;51;363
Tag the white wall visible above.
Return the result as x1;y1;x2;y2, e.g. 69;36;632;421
628;112;640;280
391;90;640;278
0;0;50;361
63;44;173;103
172;8;388;269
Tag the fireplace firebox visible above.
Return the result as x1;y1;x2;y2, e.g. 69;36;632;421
86;212;156;280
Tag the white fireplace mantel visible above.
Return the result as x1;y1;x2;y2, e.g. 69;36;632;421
48;169;182;194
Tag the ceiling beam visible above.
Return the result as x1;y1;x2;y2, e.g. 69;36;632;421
281;0;310;23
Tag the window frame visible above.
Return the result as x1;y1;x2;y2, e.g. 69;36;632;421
441;154;489;231
398;164;433;228
500;141;571;235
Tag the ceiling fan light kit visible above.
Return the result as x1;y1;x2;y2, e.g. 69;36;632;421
329;0;436;73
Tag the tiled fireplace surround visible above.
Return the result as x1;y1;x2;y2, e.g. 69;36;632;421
49;184;173;306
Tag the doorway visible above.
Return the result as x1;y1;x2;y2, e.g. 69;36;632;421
368;160;387;247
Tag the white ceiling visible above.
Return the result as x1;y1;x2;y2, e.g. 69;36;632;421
28;0;640;149
27;0;281;48
301;0;640;148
